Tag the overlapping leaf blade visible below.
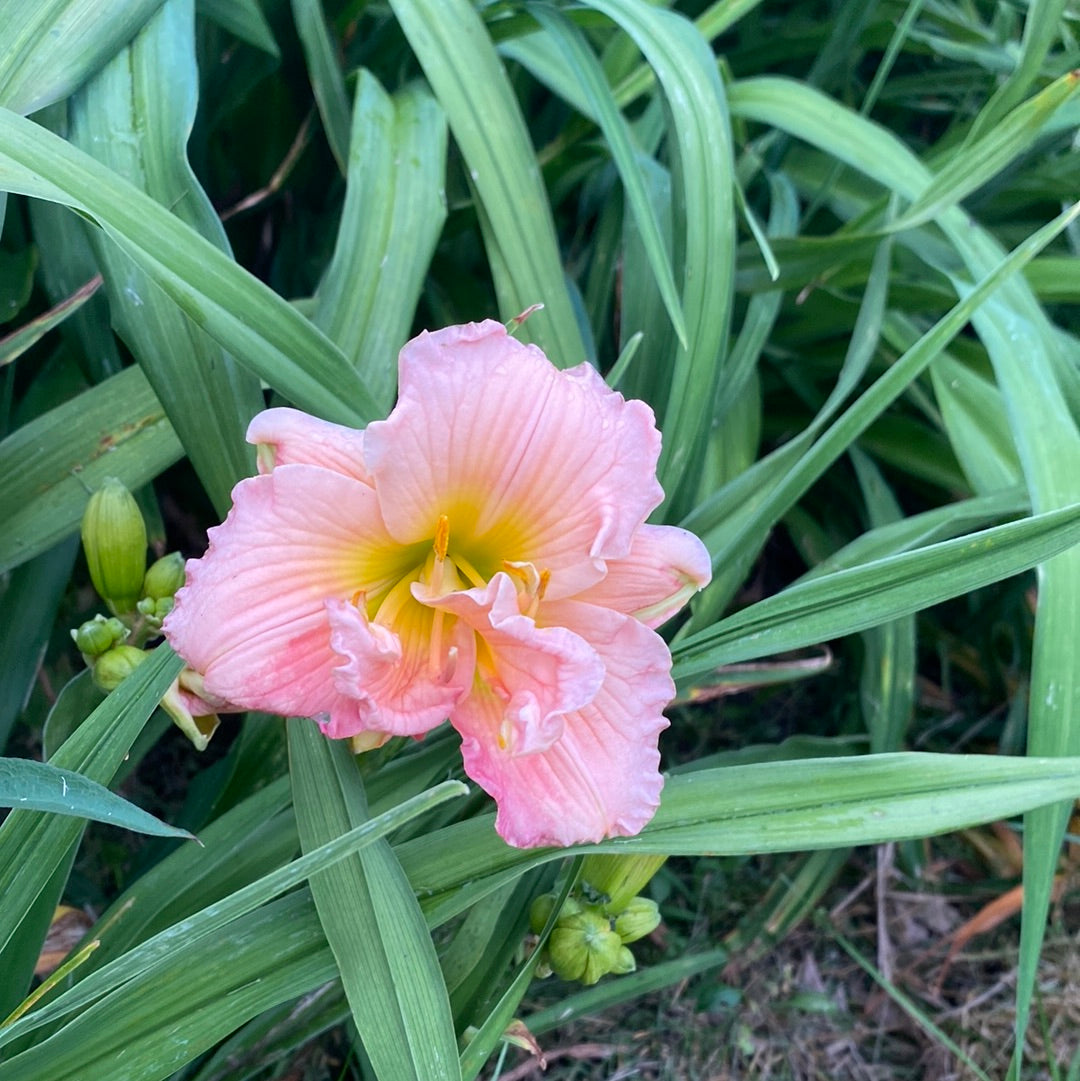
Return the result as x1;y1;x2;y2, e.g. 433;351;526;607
0;366;182;574
313;73;447;411
67;0;262;514
397;754;1080;926
0;779;466;1055
528;4;686;348
0;0;163;115
386;0;586;363
0;891;336;1081
728;73;1080;1067
196;0;278;55
289;724;461;1081
0;107;378;426
584;0;735;512
0;646;182;958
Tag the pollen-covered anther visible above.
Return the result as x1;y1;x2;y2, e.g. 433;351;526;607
424;515;454;597
433;514;450;561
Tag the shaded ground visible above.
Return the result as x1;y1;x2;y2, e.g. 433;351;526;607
498;848;1080;1081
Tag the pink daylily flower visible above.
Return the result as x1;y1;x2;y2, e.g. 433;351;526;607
164;320;711;847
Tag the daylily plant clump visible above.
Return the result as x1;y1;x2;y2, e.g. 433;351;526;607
165;320;710;847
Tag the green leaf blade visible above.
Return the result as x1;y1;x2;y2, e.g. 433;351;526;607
0;107;379;427
0;0;164;115
0;758;194;839
289;723;462;1081
529;5;687;348
290;0;351;171
66;0;263;514
0;366;182;575
673;503;1080;681
314;73;448;411
386;0;587;365
0;646;182;958
585;0;736;511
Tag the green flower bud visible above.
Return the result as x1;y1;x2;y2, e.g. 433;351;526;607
548;908;624;986
81;478;147;615
134;595;174;635
92;645;148;691
71;615;127;657
611;946;636;975
614;896;661;944
528;893;582;935
142;552;186;601
581;854;667;914
529;893;556;935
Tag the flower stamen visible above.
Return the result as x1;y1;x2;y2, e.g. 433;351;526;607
433;514;450;561
429;607;446;676
501;561;551;619
441;644;459;684
374;573;416;626
454;552;487;590
429;514;451;596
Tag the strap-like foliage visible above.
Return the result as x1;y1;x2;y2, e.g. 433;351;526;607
1;0;1079;1077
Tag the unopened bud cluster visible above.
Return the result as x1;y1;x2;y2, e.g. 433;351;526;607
72;479;212;747
72;614;128;658
528;855;664;986
75;479;185;689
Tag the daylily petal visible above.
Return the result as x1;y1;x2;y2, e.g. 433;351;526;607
161;682;221;751
323;593;474;738
454;601;672;847
166;320;711;849
427;573;604;755
364;321;664;596
247;407;372;484
164;464;413;725
573;524;712;628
